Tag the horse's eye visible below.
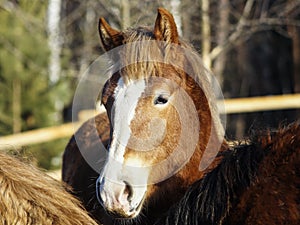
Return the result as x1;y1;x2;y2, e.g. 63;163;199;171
154;95;169;105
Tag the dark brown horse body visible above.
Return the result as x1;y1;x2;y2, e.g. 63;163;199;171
62;113;113;224
62;8;300;225
156;123;300;225
63;113;300;225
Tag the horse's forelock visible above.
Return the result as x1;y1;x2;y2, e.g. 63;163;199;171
104;25;225;162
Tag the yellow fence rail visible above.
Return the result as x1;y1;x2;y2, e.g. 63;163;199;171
0;94;299;150
220;94;300;114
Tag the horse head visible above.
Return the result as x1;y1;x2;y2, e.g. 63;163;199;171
96;8;226;219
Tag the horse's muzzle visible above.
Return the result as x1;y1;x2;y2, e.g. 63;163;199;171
96;176;146;218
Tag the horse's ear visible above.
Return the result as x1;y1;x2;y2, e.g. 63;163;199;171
154;8;179;44
98;18;123;51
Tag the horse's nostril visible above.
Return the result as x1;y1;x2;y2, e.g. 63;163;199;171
123;181;133;201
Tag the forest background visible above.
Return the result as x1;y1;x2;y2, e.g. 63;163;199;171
0;0;299;170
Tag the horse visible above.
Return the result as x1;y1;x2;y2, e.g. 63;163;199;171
63;7;227;224
62;7;300;225
0;152;98;225
63;112;111;224
155;122;300;225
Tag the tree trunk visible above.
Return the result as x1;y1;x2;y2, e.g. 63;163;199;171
201;0;211;69
213;0;229;87
288;26;300;93
121;0;130;29
47;0;62;84
170;0;182;36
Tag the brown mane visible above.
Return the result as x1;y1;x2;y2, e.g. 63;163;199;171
155;122;300;225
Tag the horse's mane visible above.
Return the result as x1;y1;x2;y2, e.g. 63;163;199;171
104;25;225;142
0;152;98;225
156;142;264;225
156;122;300;225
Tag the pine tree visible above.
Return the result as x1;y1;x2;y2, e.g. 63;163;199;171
0;1;71;169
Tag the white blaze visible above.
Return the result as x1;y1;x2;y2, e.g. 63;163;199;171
98;78;148;216
101;77;149;187
109;78;146;163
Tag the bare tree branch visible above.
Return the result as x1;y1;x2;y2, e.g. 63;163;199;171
209;0;254;61
209;0;300;62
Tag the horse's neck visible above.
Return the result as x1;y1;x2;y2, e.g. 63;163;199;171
202;140;228;173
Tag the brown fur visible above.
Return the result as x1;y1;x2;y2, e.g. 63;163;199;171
63;7;299;225
0;152;98;225
98;6;227;189
227;123;300;224
155;122;300;225
154;8;179;44
63;8;227;224
62;113;111;224
98;7;226;221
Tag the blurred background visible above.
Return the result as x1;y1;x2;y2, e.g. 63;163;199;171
0;0;299;171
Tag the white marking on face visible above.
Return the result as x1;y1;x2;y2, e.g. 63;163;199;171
98;77;149;217
110;77;146;163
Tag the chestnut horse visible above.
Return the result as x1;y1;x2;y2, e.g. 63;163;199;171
63;8;300;225
0;152;97;225
63;8;226;224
